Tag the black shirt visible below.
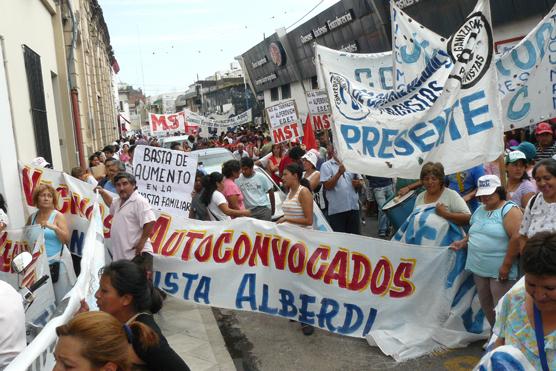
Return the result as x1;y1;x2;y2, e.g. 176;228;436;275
133;313;190;371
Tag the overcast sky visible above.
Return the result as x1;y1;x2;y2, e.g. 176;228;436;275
99;0;340;97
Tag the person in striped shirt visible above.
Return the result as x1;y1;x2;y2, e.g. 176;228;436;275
534;122;556;161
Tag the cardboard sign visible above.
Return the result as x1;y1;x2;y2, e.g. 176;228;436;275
266;100;302;143
306;90;331;115
133;146;198;215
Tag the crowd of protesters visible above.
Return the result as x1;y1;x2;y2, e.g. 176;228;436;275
2;118;556;368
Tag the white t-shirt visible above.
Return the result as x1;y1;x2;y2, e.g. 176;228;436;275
0;280;26;368
415;187;471;214
208;191;231;221
520;194;556;237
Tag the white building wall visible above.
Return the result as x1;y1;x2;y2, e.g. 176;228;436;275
0;0;63;169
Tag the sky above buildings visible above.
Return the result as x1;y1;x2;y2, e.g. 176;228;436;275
99;0;340;97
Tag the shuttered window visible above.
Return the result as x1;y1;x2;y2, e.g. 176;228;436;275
23;45;52;164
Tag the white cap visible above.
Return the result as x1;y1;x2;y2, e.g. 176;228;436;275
302;151;318;168
476;175;502;197
30;157;51;168
506;150;526;163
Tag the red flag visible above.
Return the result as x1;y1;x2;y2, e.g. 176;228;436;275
303;115;318;151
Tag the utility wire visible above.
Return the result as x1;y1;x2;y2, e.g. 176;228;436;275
286;0;325;30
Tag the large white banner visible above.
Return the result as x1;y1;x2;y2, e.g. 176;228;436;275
133;146;198;214
152;216;484;359
497;5;556;129
317;0;504;178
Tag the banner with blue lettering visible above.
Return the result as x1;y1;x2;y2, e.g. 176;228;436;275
153;215;486;360
498;5;556;130
317;0;504;178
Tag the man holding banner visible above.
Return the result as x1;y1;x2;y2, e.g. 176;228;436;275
97;173;156;267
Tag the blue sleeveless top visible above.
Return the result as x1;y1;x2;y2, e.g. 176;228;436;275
31;210;63;260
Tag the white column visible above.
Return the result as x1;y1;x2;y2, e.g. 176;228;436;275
0;39;26;227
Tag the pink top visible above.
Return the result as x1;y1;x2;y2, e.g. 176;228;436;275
222;178;245;210
109;191;156;260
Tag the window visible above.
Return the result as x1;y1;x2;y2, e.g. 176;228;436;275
23;45;52;164
311;76;319;90
270;87;279;101
281;83;291;99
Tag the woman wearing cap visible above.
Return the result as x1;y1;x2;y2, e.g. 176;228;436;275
451;175;523;327
301;151;320;191
505;150;537;209
511;141;537;179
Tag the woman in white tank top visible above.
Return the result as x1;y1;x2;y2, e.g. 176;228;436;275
278;163;313;229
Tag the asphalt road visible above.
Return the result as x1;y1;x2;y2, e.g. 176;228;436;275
212;214;485;371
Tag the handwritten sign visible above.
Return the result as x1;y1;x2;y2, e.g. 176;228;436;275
133;146;197;215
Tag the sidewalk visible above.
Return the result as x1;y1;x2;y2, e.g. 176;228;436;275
155;297;236;371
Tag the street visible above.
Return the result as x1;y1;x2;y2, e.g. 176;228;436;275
211;216;484;371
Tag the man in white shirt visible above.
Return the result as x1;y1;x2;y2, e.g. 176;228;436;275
233;143;249;161
97;172;156;270
0;280;26;368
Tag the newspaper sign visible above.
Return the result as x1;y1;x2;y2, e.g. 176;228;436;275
266;100;302;143
133;146;198;215
306;90;331;114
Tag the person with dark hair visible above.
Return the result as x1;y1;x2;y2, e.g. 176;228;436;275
505;150;537;208
492;232;556;369
98;158;125;193
221;160;245;213
451;175;523;326
0;194;8;232
266;144;284;185
201;172;250;221
103;145;118;161
96;173;156;266
414;162;471;226
236;157;275;221
170;142;183;151
279;145;306;179
71;166;98;186
88;260;190;370
278;163;314;336
534;121;556;161
189;170;208;221
320;143;363;234
509;158;556;258
55;311;158;371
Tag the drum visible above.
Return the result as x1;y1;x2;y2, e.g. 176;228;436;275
382;190;417;232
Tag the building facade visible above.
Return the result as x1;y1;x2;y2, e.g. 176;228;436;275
240;0;555;129
0;0;118;226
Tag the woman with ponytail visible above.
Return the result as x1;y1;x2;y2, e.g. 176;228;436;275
200;172;251;221
93;260;190;370
54;311;158;371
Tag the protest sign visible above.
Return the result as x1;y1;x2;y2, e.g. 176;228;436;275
317;0;504;178
497;5;556;129
148;111;187;135
133;146;198;214
265;100;302;143
152;215;485;359
306;90;331;115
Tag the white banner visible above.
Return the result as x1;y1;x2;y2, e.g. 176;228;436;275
497;5;556;129
317;0;504;178
133;146;198;214
152;216;482;359
265;100;303;143
184;108;252;130
6;197;105;371
306;90;331;115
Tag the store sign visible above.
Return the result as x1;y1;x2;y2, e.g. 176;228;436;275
255;73;277;86
300;10;355;44
251;56;268;69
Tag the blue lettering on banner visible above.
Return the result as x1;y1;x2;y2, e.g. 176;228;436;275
507;86;530;121
340;89;492;159
69;230;84;255
153;271;212;304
